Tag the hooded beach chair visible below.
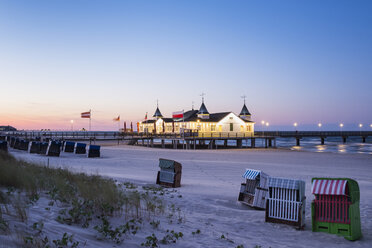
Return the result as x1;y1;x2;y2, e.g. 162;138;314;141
311;178;362;241
265;177;306;229
63;141;75;153
88;145;101;158
156;158;182;188
46;140;61;157
238;169;269;209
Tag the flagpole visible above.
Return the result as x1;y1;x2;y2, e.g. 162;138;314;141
89;109;91;132
182;109;185;150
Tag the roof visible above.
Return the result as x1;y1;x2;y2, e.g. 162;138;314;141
198;102;209;114
242;169;261;179
142;120;156;124
159;158;176;169
269;177;305;191
312;179;348;196
162;118;174;123
240;103;251;116
153;107;163;118
177;111;230;123
269;177;306;200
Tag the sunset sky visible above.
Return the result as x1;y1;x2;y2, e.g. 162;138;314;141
0;0;371;131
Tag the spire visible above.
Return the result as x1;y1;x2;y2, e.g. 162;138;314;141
153;100;163;119
198;93;209;119
239;95;251;120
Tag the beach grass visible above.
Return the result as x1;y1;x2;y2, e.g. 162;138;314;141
0;151;123;214
0;151;171;246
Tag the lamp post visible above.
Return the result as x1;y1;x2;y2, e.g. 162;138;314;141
294;122;298;132
359;123;363;135
261;120;265;137
70;120;74;131
339;123;344;135
318;123;322;131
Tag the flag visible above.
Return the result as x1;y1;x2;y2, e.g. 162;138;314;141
172;110;184;119
81;111;91;118
113;115;120;121
144;112;148;121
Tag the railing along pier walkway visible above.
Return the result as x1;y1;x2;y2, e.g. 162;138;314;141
3;131;371;149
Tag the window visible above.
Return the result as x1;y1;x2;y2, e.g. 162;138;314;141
230;123;233;131
211;125;216;131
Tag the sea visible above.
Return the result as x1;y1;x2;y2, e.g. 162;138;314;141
275;136;372;155
176;136;372;155
222;136;372;155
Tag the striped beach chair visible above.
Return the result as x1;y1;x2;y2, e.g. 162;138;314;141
238;169;269;209
311;178;362;241
74;143;86;154
88;145;101;158
0;140;7;152
265;177;306;229
63;141;75;153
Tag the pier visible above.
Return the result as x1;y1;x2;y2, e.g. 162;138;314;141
2;131;371;149
255;131;372;146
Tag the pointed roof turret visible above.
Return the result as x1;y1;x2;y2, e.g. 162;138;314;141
198;102;209;115
197;93;210;119
153;100;163;119
240;103;251;116
239;95;251;120
198;93;209;115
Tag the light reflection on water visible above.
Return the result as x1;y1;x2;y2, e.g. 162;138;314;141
279;136;372;155
153;136;372;155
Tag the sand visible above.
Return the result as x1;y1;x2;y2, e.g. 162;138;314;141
2;145;372;247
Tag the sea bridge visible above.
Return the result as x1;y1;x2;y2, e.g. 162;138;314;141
2;130;371;149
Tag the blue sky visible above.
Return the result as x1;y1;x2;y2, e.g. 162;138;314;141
0;0;371;130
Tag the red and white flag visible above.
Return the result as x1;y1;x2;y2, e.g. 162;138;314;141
144;112;148;121
172;110;184;119
113;115;120;121
81;111;91;118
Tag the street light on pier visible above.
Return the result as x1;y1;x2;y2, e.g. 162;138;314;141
294;122;298;132
339;123;344;135
70;120;74;131
261;120;265;137
359;123;363;135
318;123;322;131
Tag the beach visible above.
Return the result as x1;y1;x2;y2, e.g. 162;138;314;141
4;145;371;247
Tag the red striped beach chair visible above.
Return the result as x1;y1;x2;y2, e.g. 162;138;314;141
311;178;362;241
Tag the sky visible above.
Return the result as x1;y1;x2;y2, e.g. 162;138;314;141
0;0;371;131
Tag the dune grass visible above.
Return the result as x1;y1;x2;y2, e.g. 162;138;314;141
0;151;171;246
0;151;123;214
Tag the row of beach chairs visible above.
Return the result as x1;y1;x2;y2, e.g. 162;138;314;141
154;159;361;241
4;136;100;158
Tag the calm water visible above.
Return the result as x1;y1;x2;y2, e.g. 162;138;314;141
167;136;372;155
276;136;372;155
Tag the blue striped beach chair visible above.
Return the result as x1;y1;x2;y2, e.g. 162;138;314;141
238;169;269;209
265;177;306;229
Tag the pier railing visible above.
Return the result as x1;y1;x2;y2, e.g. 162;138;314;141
254;131;372;137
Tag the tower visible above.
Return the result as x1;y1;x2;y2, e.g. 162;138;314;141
239;95;251;120
153;100;163;119
197;93;210;119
